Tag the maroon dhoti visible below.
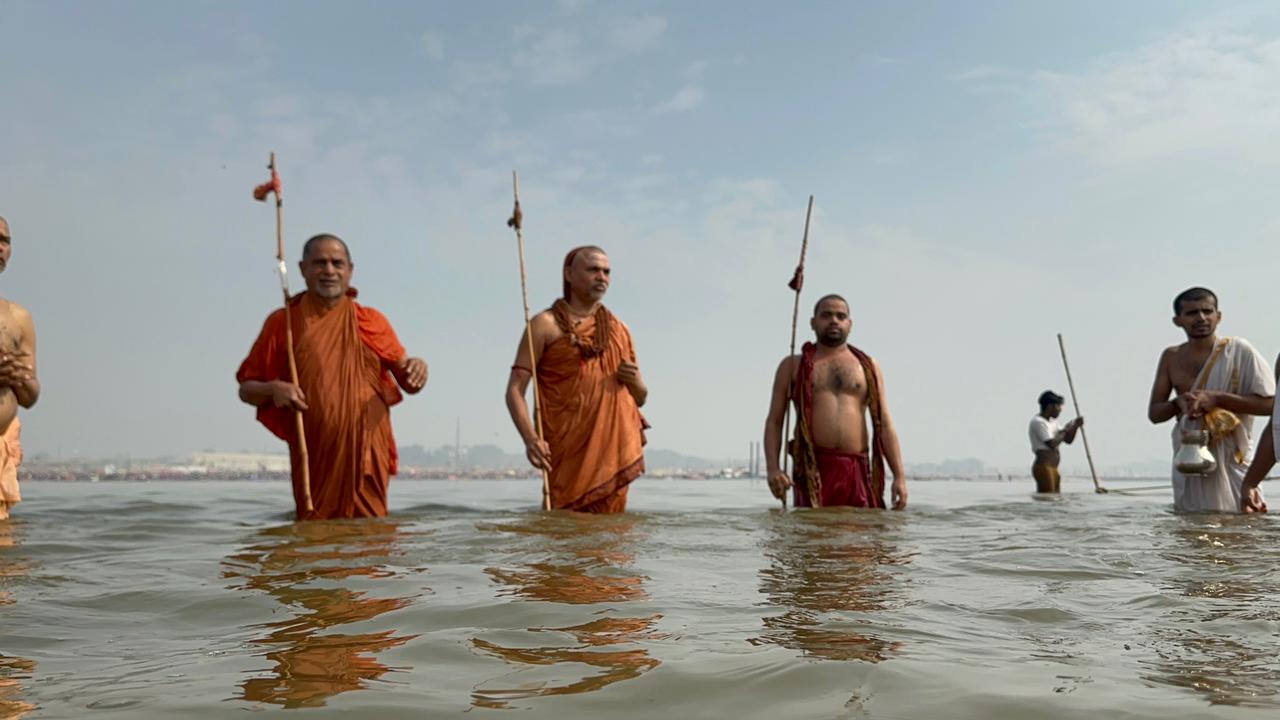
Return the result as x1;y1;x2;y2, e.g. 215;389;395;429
793;448;884;509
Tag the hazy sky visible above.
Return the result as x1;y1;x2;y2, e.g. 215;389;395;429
4;0;1280;472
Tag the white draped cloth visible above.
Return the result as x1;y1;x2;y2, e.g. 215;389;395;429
1171;337;1274;513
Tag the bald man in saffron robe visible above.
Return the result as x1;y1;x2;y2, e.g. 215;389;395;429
237;234;428;520
505;246;648;512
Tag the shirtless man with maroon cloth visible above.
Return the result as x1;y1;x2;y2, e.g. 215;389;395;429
763;294;907;510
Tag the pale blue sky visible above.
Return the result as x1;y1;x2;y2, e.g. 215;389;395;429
4;1;1280;472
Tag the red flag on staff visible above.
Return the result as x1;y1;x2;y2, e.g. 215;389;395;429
507;200;523;230
787;265;804;292
253;167;282;201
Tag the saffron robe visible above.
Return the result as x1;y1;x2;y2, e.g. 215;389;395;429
236;290;406;520
0;418;22;513
536;303;646;512
790;342;887;508
1171;336;1273;513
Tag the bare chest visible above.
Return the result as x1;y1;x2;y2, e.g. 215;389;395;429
811;357;866;397
0;311;20;355
1168;349;1218;394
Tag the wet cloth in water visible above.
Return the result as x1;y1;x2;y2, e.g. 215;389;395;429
793;446;883;508
0;418;21;516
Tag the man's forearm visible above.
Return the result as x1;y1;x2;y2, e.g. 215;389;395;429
505;386;539;444
627;383;648;407
13;378;38;408
1149;400;1178;424
884;431;905;480
1243;421;1276;488
239;380;277;407
1212;392;1274;417
763;416;784;474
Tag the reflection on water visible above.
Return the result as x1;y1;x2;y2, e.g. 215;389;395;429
470;513;664;709
752;510;909;662
1140;515;1280;708
0;655;36;720
222;520;424;709
0;522;36;719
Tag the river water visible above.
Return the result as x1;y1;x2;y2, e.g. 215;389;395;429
2;478;1278;718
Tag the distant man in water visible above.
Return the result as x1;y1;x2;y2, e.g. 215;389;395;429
1027;390;1082;493
1147;287;1273;513
0;217;39;521
763;294;907;509
505;246;648;512
236;234;428;520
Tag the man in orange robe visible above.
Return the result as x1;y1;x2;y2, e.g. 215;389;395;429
505;246;647;512
0;216;40;522
236;234;427;520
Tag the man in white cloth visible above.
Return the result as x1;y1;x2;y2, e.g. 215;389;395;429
1028;390;1083;493
1147;287;1274;512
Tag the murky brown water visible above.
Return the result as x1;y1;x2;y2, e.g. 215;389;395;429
1;478;1278;718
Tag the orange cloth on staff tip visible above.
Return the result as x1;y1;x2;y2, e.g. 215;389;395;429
533;299;647;512
236;289;406;521
0;418;22;509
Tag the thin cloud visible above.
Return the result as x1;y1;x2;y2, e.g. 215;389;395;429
1042;31;1280;166
509;14;668;87
511;26;589;86
421;31;445;62
610;15;667;53
653;84;704;114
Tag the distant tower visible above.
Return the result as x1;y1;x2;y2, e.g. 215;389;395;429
455;417;462;469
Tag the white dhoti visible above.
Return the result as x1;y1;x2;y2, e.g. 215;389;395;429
1171;337;1274;513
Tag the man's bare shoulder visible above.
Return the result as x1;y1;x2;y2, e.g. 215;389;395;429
529;309;557;328
775;354;800;376
526;309;562;341
0;298;29;320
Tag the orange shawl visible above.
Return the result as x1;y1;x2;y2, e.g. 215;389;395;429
536;301;646;511
236;289;406;520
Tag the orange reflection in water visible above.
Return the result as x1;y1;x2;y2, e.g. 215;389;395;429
470;513;664;708
0;523;36;719
222;519;423;709
752;510;909;662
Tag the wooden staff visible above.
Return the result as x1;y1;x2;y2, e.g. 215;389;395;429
254;152;313;512
508;171;551;510
780;196;815;509
1057;333;1107;494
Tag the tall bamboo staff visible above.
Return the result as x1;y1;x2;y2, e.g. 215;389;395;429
508;171;551;511
253;152;313;513
780;196;815;509
1057;333;1107;494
